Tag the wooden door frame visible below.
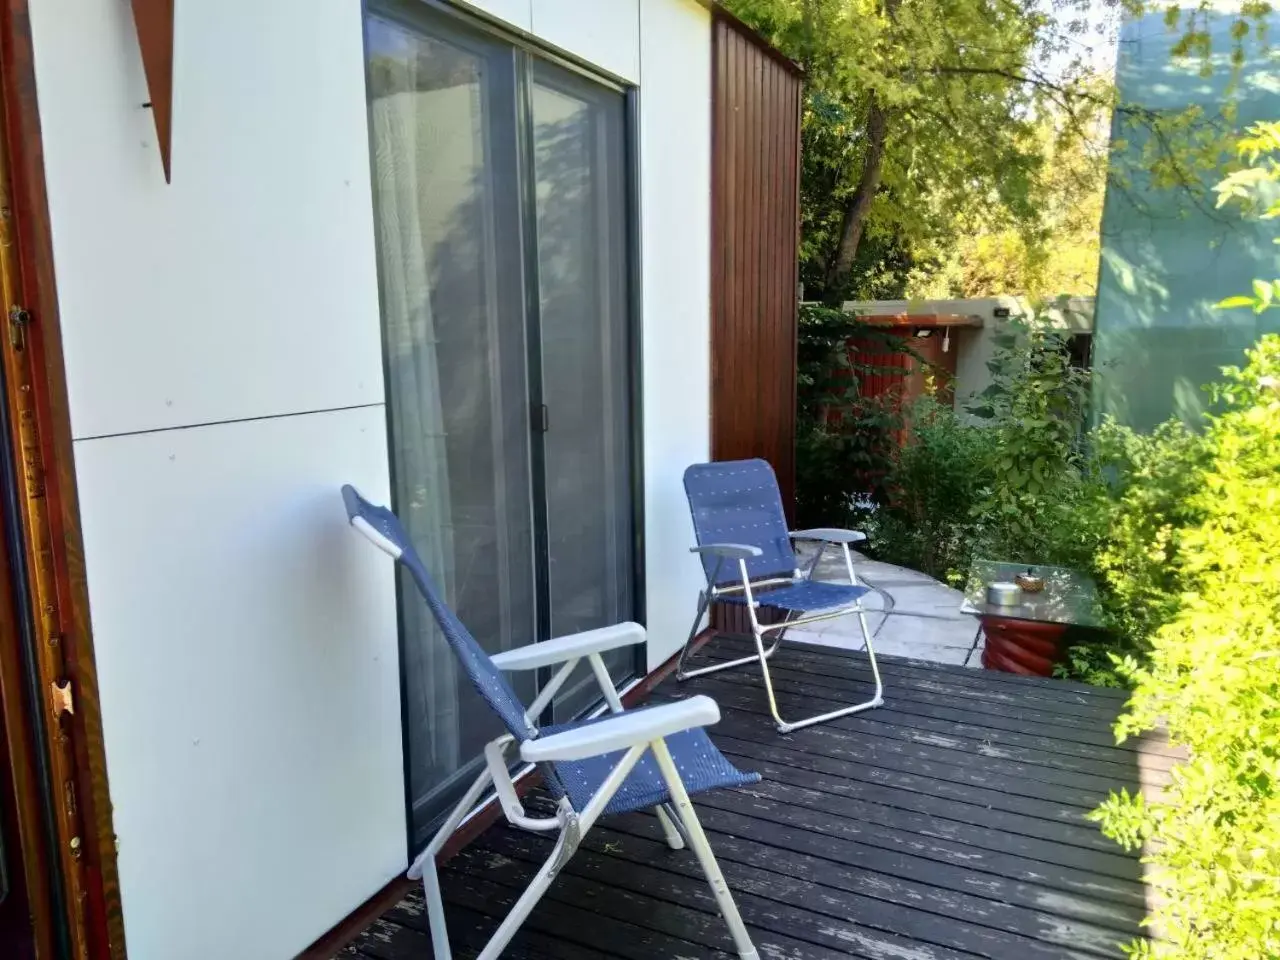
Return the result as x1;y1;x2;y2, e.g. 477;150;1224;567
0;495;52;960
0;2;125;958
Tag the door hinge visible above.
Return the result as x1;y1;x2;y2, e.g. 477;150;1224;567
532;403;549;433
51;678;75;719
8;304;30;350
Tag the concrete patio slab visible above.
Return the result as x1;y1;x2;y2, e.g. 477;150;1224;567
791;544;984;669
869;636;974;665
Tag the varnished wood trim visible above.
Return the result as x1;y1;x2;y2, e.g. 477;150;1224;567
128;0;174;182
0;484;55;960
699;2;803;76
0;3;125;957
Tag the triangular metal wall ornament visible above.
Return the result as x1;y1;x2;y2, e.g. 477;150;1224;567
130;0;175;182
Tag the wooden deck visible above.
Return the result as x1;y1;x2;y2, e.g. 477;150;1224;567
338;636;1173;960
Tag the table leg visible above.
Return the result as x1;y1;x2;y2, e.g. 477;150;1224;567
980;616;1068;677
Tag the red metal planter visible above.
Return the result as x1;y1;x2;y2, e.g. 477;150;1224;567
980;617;1069;676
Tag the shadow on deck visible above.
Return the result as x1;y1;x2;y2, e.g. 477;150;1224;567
339;636;1173;960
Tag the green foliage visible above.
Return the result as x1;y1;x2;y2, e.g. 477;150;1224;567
864;397;996;585
1086;135;1280;957
966;320;1105;570
1091;337;1280;960
864;316;1105;584
911;110;1109;300
720;0;1096;301
1090;420;1209;647
1048;417;1210;687
721;0;1270;303
794;304;911;527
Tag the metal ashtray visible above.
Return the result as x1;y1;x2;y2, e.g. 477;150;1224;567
986;581;1022;607
1015;571;1046;593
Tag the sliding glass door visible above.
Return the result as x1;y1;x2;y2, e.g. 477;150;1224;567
530;62;635;722
366;1;638;845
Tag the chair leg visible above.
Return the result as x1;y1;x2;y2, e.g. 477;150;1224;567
677;590;783;682
649;738;759;960
761;605;884;734
412;761;502;960
655;802;687;849
421;860;454;960
474;821;576;960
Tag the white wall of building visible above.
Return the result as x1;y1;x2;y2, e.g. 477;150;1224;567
27;1;406;957
28;0;713;955
460;0;534;31
459;0;643;81
639;0;712;670
533;0;641;81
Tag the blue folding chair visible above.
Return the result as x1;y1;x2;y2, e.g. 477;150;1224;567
341;485;762;960
679;459;884;733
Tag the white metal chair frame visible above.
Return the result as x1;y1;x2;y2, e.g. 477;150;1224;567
350;504;759;960
340;488;757;960
677;529;884;734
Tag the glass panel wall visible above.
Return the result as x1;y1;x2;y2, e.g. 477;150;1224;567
366;2;638;844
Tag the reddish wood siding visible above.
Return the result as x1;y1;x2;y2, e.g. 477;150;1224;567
710;13;801;519
709;15;801;637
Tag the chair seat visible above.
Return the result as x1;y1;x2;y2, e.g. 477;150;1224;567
719;578;871;613
541;708;760;817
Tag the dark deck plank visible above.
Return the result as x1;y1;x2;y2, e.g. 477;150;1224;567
704;640;1143;728
710;731;1123;833
339;643;1157;960
698;645;1181;759
715;745;1131;854
669;695;1147;810
665;680;1173;790
516;793;1131;958
687;668;1178;771
561;795;1146;934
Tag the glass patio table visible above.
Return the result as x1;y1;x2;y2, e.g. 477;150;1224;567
960;560;1102;676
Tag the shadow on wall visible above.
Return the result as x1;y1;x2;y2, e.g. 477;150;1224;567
1094;8;1280;430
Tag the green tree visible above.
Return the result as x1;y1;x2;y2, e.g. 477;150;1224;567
1088;118;1280;960
911;104;1110;299
728;0;1060;301
722;0;1269;303
1091;339;1280;959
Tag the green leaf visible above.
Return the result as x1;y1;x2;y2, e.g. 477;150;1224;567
1252;278;1273;307
1216;296;1257;309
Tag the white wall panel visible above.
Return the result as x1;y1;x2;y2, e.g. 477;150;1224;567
28;0;386;439
73;406;403;959
461;0;534;31
638;0;712;670
532;0;641;81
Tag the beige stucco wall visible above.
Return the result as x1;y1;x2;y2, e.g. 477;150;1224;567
842;296;1094;413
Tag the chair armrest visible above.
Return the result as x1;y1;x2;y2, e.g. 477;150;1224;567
520;696;722;763
491;622;646;672
790;528;867;544
690;543;763;559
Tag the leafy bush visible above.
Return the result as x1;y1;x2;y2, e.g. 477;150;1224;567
1091;336;1280;959
795;304;912;527
966;320;1105;570
1065;419;1208;673
864;397;996;585
865;317;1107;585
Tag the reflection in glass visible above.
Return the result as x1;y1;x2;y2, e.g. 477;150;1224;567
367;13;535;841
531;66;635;721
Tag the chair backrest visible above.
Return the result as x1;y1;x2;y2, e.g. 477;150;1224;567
683;459;796;586
341;485;537;742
